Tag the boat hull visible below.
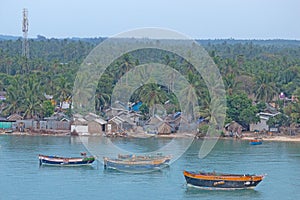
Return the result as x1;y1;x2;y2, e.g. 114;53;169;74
39;155;95;166
249;141;262;145
184;171;264;190
104;156;171;172
249;139;263;145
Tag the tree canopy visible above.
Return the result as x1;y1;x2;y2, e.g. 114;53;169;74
0;38;299;128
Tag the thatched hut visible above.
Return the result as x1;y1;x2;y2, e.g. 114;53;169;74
225;121;243;137
158;122;172;135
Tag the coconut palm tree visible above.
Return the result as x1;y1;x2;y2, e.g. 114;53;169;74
139;83;167;117
120;53;134;85
21;74;43;119
73;71;98;114
179;72;201;120
223;73;242;95
3;75;23;115
194;95;211;121
254;72;278;102
95;90;110;112
55;75;72;108
42;71;57;95
0;79;3;91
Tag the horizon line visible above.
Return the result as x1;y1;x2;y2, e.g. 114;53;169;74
1;33;300;41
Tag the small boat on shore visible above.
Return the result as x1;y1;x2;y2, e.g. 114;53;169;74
103;154;171;172
249;138;263;145
39;153;95;166
183;171;264;190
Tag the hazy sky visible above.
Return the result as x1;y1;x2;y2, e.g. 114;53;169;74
0;0;299;39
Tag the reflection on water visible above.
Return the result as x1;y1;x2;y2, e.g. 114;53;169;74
184;186;262;199
0;135;300;200
78;135;194;164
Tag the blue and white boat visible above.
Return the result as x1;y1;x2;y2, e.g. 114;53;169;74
39;154;95;166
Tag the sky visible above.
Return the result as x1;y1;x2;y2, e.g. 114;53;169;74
0;0;299;40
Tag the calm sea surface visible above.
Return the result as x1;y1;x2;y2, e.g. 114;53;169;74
0;135;300;200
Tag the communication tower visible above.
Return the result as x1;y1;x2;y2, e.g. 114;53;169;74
22;8;29;59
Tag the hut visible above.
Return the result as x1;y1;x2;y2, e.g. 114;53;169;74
84;112;100;121
88;118;107;134
118;111;142;125
158;122;172;135
169;114;193;133
82;112;108;134
106;116;134;134
143;115;164;134
71;117;88;135
104;107;127;119
225;121;243;137
7;114;23;121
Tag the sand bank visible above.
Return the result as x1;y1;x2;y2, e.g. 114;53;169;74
1;130;300;142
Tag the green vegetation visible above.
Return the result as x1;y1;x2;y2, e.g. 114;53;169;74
226;93;260;129
0;38;299;130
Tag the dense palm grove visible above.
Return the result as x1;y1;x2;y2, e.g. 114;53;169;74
0;37;300;130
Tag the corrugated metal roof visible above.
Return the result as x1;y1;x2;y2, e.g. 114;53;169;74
94;118;107;125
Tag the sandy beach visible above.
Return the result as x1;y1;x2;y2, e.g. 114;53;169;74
1;130;300;142
0;130;70;136
241;135;300;142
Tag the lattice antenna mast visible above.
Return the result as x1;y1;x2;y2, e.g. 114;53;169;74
22;8;29;59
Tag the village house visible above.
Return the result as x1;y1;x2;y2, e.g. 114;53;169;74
106;116;135;135
250;112;280;132
84;112;107;134
143;115;164;134
7;113;23;121
117;111;142;125
44;116;70;130
71;116;88;135
104;107;127;119
224;121;243;137
88;118;107;134
71;113;107;135
143;112;197;135
157;121;172;135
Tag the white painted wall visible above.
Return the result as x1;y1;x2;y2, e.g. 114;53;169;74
250;118;269;132
71;125;88;134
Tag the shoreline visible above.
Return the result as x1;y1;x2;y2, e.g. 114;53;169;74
241;136;300;142
1;130;300;142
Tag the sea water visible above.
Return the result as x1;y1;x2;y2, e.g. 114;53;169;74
0;135;299;200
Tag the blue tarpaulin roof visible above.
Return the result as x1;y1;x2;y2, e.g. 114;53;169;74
174;112;181;118
131;102;142;111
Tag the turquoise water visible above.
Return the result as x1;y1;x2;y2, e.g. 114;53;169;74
0;135;300;200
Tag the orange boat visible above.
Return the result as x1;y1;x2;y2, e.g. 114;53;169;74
249;138;263;145
183;171;265;190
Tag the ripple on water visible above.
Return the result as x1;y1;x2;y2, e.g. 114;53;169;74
1;135;300;200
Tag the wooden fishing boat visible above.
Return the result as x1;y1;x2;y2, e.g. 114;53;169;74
103;154;171;172
183;171;264;190
117;153;166;160
249;138;263;145
39;154;95;166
